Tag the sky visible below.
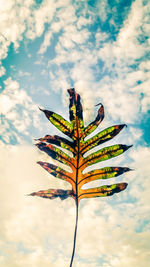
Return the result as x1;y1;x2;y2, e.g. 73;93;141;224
0;0;150;266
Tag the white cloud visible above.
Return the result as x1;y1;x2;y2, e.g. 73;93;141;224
38;1;91;55
26;0;56;40
77;165;150;266
38;30;53;54
91;0;150;121
0;77;41;142
97;0;109;22
0;0;62;75
0;0;33;54
0;64;6;76
43;0;149;127
18;70;31;77
98;0;150;65
0;144;72;266
129;146;150;206
95;30;109;46
76;16;92;29
1;78;22;113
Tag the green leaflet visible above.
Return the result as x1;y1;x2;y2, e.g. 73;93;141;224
81;144;132;169
68;89;84;134
84;104;104;138
35;135;75;155
36;142;74;168
81;124;127;155
39;108;73;138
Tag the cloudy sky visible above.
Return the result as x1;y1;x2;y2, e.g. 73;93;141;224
0;0;150;266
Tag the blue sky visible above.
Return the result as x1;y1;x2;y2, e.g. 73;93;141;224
0;0;150;266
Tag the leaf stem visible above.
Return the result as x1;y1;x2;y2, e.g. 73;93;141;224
69;202;79;267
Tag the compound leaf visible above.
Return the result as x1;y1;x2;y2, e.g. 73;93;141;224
30;88;132;267
32;88;131;204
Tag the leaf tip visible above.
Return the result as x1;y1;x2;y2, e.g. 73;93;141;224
124;167;132;172
117;182;128;192
95;102;102;107
121;123;127;128
67;88;75;96
38;106;44;111
39;107;53;119
37;161;43;166
123;182;128;190
27;192;36;197
122;144;133;151
35;143;39;147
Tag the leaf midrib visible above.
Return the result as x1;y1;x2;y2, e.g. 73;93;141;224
75;113;80;204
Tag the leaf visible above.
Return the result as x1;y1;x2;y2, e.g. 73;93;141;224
37;161;74;185
39;108;73;138
81;124;127;155
28;188;73;200
80;144;132;169
30;88;132;267
35;142;75;168
84;103;104;137
78;182;128;200
68;88;84;137
35;135;75;155
78;167;131;187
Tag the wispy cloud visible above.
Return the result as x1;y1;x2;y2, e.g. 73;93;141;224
47;0;150;126
0;77;42;143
